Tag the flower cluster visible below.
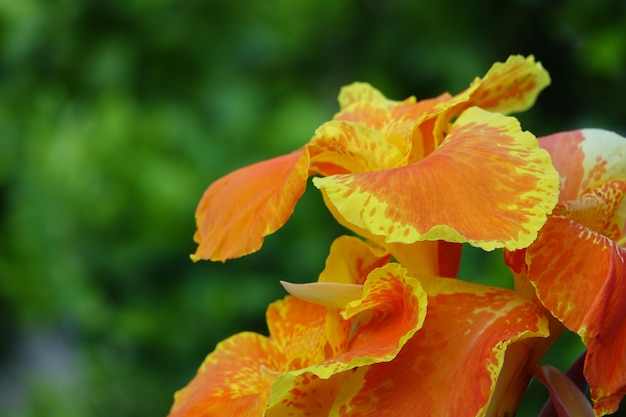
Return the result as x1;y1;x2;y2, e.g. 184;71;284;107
168;55;626;417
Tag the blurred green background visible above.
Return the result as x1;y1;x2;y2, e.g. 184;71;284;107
0;0;625;416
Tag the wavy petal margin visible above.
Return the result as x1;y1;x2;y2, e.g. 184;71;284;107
192;150;310;262
270;264;427;415
330;277;549;417
466;54;551;115
527;214;626;416
167;332;285;417
314;107;559;251
282;263;427;378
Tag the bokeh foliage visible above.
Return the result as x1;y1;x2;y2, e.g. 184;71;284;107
0;0;624;416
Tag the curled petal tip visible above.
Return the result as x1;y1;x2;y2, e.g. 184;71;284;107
280;281;363;309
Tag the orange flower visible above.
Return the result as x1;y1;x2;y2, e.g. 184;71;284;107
192;55;557;263
168;258;428;417
507;129;626;416
170;236;550;417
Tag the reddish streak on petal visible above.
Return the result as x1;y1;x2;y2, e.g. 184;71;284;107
466;55;550;115
192;150;309;262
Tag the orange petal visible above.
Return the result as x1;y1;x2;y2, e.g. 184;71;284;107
313;107;559;251
539;129;626;201
308;121;406;176
527;215;626;415
266;296;332;370
191;150;310;262
333;277;549;416
167;332;285;417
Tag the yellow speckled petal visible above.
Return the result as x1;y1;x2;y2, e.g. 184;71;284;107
266;296;330;370
308;120;405;176
337;82;393;111
557;180;626;241
332;277;549;417
314;107;559;251
167;332;285;417
467;54;551;115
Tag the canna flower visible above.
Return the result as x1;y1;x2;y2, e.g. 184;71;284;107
506;129;626;416
170;236;551;417
192;55;558;265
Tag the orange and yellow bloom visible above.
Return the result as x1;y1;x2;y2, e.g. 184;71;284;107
192;55;558;263
170;55;626;417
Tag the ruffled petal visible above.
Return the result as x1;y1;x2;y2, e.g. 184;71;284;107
191;150;310;262
167;332;285;417
465;54;551;115
331;277;550;417
285;263;427;379
337;82;396;112
314;107;559;251
408;55;551;159
538;129;626;201
527;214;626;415
308;121;406;176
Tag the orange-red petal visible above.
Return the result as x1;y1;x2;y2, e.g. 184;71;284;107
332;277;549;417
538;129;626;201
168;332;285;417
191;150;310;262
313;107;559;251
527;214;626;415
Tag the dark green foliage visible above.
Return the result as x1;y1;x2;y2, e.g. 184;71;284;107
0;1;624;416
